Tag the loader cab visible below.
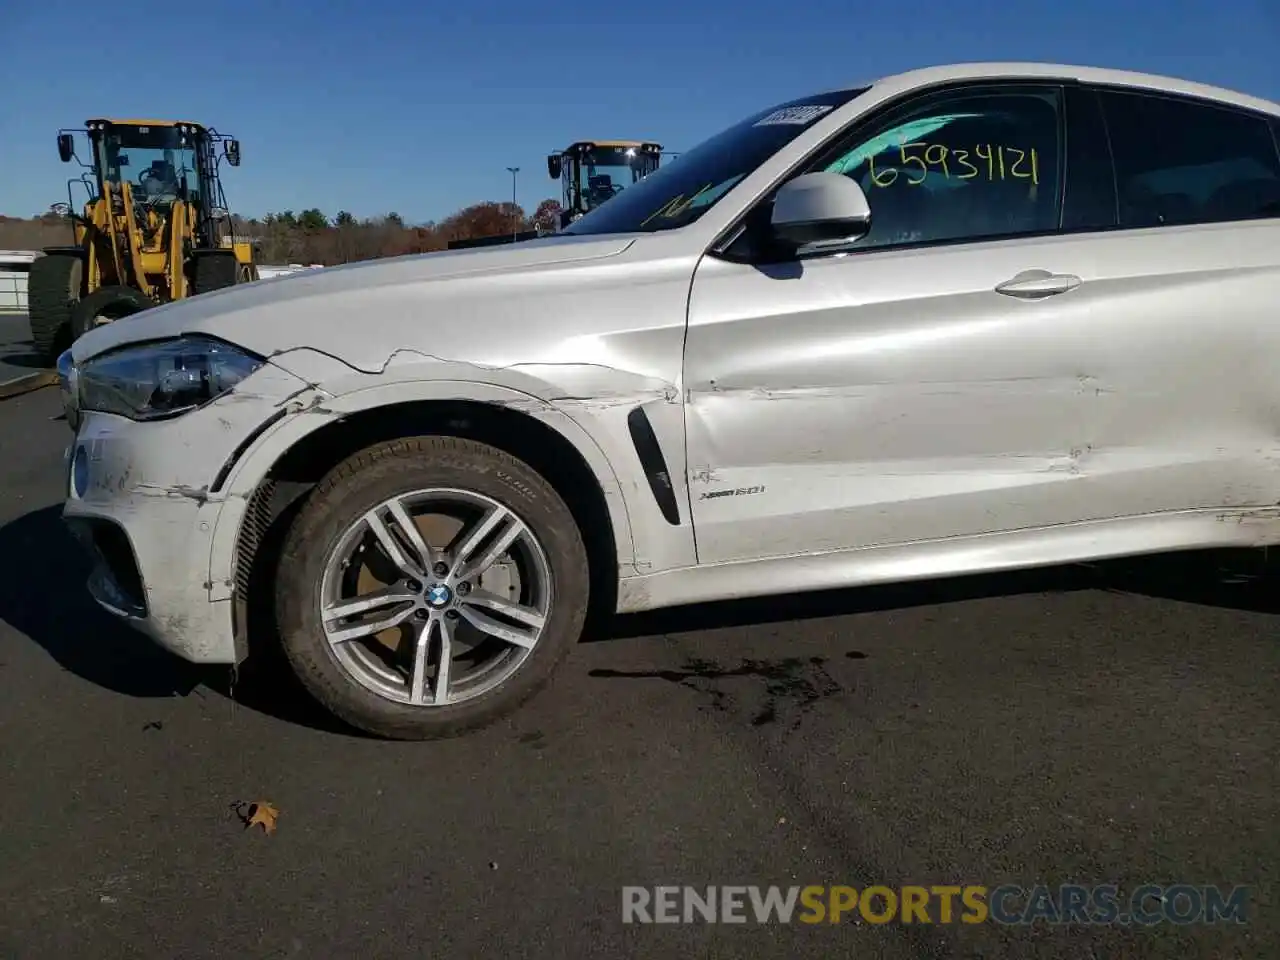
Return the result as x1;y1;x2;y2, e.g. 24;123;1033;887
547;140;661;229
71;119;243;248
86;120;206;209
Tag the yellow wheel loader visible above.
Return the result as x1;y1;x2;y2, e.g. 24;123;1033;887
547;140;663;229
27;118;258;362
447;139;666;250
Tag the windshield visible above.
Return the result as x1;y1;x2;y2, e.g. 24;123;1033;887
567;145;661;213
96;125;203;206
562;87;870;235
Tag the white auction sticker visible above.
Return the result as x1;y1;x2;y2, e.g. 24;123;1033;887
753;105;835;127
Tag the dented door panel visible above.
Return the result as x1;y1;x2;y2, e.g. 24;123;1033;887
1028;218;1280;518
683;235;1106;564
683;216;1280;565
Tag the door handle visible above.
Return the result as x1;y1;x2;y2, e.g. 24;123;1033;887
995;269;1082;299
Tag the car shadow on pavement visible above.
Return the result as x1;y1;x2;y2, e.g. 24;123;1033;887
0;504;360;736
0;505;206;698
0;336;47;371
3;503;1278;736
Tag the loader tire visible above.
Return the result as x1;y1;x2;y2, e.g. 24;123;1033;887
191;252;241;295
26;253;82;363
69;286;153;341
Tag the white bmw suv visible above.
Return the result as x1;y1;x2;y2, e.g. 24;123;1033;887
58;62;1280;739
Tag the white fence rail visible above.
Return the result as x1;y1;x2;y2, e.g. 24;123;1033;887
0;250;36;312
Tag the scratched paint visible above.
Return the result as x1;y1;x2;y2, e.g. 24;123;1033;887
684;222;1280;564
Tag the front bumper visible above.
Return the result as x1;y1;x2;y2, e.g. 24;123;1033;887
60;360;315;664
62;428;241;663
64;491;238;663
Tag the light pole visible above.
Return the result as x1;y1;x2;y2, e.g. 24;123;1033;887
506;166;519;240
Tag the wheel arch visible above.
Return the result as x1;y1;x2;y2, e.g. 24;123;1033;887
208;379;638;651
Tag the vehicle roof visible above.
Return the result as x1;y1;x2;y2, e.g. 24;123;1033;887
86;118;208;129
855;62;1280;116
567;140;662;149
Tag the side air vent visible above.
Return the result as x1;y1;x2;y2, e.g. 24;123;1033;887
626;406;681;525
233;478;276;601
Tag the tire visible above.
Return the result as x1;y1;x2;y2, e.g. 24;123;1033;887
69;286;152;341
26;253;82;362
191;252;240;295
274;436;590;740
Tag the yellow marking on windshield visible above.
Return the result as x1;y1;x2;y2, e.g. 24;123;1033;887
642;182;715;227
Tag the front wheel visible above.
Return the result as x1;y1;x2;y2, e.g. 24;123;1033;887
274;436;590;740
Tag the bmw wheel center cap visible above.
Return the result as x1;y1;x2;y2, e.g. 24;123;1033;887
426;584;453;608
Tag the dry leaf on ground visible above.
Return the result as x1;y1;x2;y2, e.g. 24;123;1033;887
235;800;280;834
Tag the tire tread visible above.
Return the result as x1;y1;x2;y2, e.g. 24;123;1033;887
26;254;81;361
274;435;589;740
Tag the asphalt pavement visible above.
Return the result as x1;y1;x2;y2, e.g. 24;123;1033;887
0;384;1276;959
0;313;54;399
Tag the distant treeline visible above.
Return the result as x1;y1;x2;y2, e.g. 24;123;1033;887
0;198;564;265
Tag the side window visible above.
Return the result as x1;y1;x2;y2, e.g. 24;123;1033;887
1096;89;1280;228
812;85;1063;249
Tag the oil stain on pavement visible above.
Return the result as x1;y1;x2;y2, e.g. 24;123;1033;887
590;651;868;729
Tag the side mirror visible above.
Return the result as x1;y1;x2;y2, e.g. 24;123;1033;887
57;134;74;163
546;154;562;180
225;140;241;166
770;172;871;249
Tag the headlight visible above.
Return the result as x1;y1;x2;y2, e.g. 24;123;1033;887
79;336;264;421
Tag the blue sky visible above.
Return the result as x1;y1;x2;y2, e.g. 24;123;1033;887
1;0;1276;223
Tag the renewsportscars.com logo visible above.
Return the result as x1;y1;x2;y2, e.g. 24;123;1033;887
622;884;1250;926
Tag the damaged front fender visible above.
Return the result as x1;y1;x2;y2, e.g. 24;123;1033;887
204;351;685;606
